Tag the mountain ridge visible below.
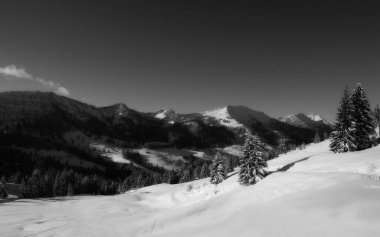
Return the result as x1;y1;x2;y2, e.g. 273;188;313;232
0;91;331;147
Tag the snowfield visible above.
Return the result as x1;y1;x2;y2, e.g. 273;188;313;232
2;141;380;237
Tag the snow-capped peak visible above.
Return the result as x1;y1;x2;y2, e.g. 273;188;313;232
307;114;331;125
202;106;243;128
279;114;308;128
307;114;323;122
155;109;175;119
279;113;332;128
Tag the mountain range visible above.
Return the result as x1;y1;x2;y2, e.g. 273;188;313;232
0;91;332;169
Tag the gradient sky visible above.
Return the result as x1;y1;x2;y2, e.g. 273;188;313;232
0;0;379;122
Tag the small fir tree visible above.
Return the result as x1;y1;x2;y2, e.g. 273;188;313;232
314;132;321;143
239;133;267;185
179;169;191;183
0;179;8;199
224;156;233;174
199;163;210;179
210;152;226;184
278;138;288;154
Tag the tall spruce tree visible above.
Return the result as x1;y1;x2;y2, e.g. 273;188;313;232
373;104;380;136
238;133;267;185
330;87;357;153
351;83;375;150
210;152;226;184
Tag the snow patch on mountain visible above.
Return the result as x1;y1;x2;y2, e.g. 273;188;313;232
154;109;177;120
279;114;308;128
89;143;129;164
307;114;331;125
202;107;243;128
221;145;244;157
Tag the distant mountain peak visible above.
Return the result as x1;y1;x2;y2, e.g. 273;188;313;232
279;113;332;129
154;108;176;119
202;105;272;128
202;106;243;128
307;114;331;125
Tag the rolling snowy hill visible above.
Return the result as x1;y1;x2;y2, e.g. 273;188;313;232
2;141;380;237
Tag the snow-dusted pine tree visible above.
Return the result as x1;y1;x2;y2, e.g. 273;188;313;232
373;104;380;136
180;169;191;183
330;87;357;153
351;83;375;150
314;132;321;143
238;133;267;185
210;152;226;184
278;138;288;154
224;156;233;174
0;179;8;199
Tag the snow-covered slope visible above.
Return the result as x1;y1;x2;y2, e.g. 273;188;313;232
2;141;380;237
202;106;244;128
279;114;309;128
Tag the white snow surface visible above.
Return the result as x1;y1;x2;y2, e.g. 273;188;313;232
2;141;380;237
202;107;243;128
89;143;130;164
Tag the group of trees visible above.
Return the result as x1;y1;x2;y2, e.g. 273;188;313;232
209;152;235;185
208;132;268;186
330;83;377;153
17;169;120;199
0;141;242;199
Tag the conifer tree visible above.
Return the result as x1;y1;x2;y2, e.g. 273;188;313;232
373;104;380;136
0;179;8;199
28;169;42;198
330;87;357;153
162;171;171;184
224;157;233;174
179;169;191;183
278;138;288;154
239;133;267;185
314;132;321;143
351;83;375;150
192;165;201;180
199;163;210;178
67;182;74;196
210;152;226;184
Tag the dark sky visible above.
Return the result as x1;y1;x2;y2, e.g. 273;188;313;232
0;0;379;121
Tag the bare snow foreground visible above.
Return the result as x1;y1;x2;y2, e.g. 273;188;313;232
2;141;380;237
